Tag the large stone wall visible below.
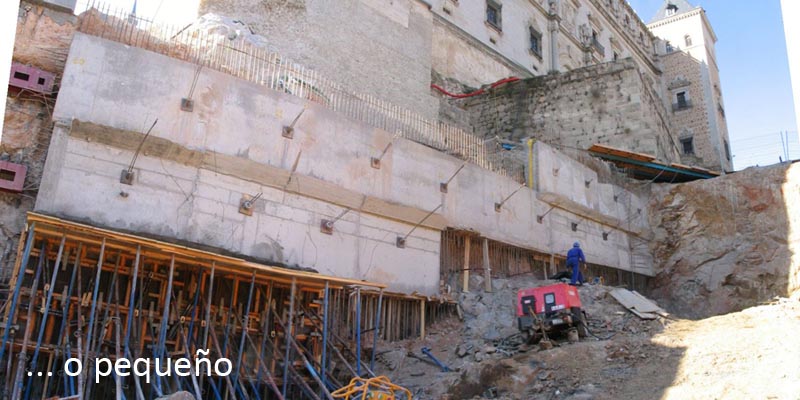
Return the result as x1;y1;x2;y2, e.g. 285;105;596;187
460;59;681;163
197;0;440;119
38;33;652;295
648;162;800;318
661;51;723;171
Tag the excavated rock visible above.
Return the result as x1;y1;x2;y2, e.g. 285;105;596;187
648;162;800;318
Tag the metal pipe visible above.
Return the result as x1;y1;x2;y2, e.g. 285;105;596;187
242;330;284;400
281;277;296;397
23;235;65;400
123;246;141;354
355;287;361;377
155;255;176;393
202;262;216;367
208;321;240;400
54;244;79;398
11;243;45;400
233;272;256;394
321;281;329;389
186;271;201;354
83;238;106;373
370;290;383;372
0;222;36;365
87;251;121;396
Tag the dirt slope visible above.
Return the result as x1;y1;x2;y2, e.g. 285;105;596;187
373;276;800;399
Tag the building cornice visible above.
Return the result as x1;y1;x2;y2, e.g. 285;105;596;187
585;0;661;75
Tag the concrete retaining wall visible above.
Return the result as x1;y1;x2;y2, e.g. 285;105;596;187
38;34;652;295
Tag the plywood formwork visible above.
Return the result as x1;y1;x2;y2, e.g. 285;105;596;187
0;213;456;399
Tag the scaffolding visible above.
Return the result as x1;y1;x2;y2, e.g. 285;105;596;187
0;213;456;399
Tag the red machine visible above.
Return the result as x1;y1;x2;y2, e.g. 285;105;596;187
516;283;587;343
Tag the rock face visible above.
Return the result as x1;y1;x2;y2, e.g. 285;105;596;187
648;163;800;318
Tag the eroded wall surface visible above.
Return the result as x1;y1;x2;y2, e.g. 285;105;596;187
37;34;653;294
0;3;77;278
648;162;800;318
198;0;440;119
461;59;681;164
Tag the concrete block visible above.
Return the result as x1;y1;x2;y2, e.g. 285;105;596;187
0;161;27;193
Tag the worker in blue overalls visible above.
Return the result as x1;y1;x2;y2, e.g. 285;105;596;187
567;242;586;286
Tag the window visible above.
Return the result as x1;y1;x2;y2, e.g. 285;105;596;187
613;51;619;61
486;0;502;30
666;3;678;16
680;137;694;155
685;35;692;47
674;91;690;111
677;92;688;107
529;27;543;58
591;30;604;55
666;41;674;53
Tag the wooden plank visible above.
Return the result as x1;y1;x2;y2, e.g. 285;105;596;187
27;212;386;289
588;144;656;162
482;238;492;293
609;288;668;320
462;236;470;293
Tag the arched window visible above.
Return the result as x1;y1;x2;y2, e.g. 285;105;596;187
685;35;692;47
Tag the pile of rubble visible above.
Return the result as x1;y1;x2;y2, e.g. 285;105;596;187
373;275;665;399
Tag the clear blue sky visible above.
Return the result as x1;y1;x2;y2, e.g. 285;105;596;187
627;0;799;170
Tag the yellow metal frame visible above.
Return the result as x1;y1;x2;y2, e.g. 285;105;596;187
331;376;412;400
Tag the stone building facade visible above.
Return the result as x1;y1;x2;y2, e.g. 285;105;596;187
195;0;729;172
648;0;732;172
462;59;680;163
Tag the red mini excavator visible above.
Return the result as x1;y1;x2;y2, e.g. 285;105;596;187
516;283;588;346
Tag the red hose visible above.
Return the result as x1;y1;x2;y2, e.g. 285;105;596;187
430;77;520;98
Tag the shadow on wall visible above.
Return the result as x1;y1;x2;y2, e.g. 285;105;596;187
647;162;800;319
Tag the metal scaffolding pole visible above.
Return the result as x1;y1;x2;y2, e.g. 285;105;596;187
155;255;176;394
0;222;36;366
321;281;329;389
22;235;66;400
355;287;361;377
370;289;383;372
281;277;296;398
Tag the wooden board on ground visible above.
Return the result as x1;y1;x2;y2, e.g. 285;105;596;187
610;288;669;320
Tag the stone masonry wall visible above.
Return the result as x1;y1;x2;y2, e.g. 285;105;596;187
198;0;440;119
648;162;800;318
459;59;681;163
661;51;723;172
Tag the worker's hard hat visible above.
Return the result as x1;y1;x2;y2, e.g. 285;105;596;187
573;242;580;248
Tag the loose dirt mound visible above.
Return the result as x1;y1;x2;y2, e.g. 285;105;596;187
373;275;800;399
